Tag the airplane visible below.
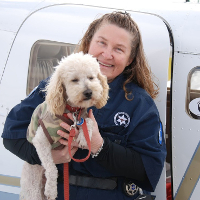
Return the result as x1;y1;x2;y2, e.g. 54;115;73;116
0;0;200;199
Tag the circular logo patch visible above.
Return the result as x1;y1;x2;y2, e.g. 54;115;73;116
123;180;139;197
114;112;130;128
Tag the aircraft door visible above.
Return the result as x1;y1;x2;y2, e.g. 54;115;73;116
171;53;200;200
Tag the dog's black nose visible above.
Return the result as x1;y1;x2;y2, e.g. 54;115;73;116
83;89;92;99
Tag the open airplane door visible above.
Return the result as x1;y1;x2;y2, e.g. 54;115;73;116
0;4;170;199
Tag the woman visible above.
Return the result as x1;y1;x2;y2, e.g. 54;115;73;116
2;12;166;200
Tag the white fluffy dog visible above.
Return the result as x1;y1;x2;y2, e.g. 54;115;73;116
20;52;109;200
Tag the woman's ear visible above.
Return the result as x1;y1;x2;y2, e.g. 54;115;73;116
127;57;134;66
95;73;109;109
45;67;66;116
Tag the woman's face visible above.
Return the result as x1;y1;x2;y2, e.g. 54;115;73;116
88;23;133;82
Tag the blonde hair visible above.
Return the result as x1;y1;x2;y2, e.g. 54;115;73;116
77;11;159;99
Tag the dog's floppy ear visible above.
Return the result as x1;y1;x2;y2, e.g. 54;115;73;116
45;66;66;116
96;73;109;109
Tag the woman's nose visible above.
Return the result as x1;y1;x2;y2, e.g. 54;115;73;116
102;47;113;59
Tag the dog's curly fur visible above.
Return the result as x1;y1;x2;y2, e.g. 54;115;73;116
20;52;109;200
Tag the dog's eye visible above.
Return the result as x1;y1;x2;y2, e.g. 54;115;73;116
88;77;94;80
72;79;79;82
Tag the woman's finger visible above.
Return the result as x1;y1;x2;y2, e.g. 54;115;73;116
59;138;79;147
88;109;94;119
59;121;79;137
71;147;78;156
59;138;68;146
88;109;96;124
60;122;71;131
67;113;74;121
57;130;69;139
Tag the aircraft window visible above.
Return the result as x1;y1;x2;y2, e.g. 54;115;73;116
27;41;76;95
186;66;200;119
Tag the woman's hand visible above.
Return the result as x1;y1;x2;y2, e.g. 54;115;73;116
53;122;79;164
57;109;103;154
88;109;104;154
51;145;78;164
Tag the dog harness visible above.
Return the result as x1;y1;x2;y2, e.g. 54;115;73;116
27;101;91;200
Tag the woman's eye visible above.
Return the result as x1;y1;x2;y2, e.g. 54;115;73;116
116;48;123;52
99;41;106;45
72;79;79;82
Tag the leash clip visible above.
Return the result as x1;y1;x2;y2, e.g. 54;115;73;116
70;124;75;131
71;111;84;126
70;112;77;130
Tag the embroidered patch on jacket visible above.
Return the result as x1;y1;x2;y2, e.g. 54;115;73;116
114;112;130;128
158;122;163;145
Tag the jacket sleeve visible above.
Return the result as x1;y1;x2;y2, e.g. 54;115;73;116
95;137;148;182
1;79;48;163
2;79;47;139
126;103;167;192
3;138;41;165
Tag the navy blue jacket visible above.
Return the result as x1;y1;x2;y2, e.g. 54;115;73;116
2;73;166;200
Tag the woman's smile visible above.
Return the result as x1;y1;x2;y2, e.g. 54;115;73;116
98;60;114;68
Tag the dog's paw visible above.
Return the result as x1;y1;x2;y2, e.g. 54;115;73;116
76;118;93;149
76;130;87;149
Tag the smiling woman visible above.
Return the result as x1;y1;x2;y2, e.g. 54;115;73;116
88;23;133;82
2;10;166;200
79;11;159;100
